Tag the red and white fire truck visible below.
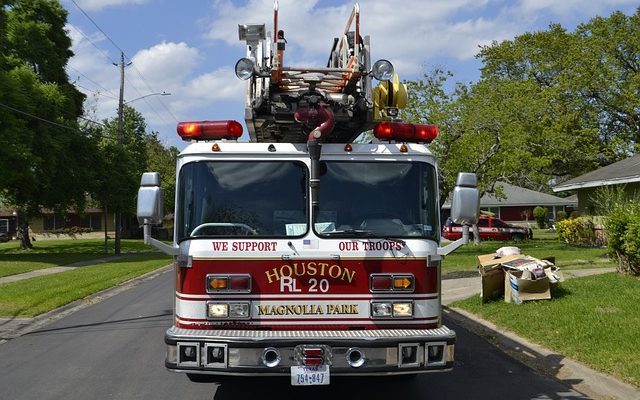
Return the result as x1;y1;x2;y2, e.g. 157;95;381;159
137;2;479;385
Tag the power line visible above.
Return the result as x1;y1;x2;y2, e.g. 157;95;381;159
0;101;105;131
69;0;178;126
129;64;180;123
68;65;118;97
69;0;126;57
0;79;107;128
73;82;118;100
67;23;117;65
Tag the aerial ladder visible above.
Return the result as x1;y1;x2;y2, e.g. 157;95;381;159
234;1;408;144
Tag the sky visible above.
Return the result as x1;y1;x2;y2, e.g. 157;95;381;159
63;0;639;149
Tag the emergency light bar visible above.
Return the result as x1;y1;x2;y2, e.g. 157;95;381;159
373;121;439;143
177;120;243;141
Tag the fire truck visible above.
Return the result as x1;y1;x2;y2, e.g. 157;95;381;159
137;2;479;385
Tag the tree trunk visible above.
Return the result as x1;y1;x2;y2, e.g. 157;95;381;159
473;224;481;246
17;214;33;250
103;203;109;254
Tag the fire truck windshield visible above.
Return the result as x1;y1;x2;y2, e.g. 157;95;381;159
315;161;439;239
177;161;308;241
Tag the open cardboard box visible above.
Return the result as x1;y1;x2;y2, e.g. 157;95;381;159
504;269;551;304
477;253;523;303
477;252;559;303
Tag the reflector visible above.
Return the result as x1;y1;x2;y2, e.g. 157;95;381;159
371;275;393;291
229;276;251;290
209;277;228;290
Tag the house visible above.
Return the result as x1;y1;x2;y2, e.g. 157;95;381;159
0;207;115;236
553;154;640;213
443;182;577;225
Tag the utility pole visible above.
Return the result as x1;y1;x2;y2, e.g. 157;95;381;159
115;51;126;255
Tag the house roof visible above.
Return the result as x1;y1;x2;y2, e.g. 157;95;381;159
480;182;576;207
443;182;577;208
553;154;640;192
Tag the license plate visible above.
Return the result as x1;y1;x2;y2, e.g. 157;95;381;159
290;365;330;386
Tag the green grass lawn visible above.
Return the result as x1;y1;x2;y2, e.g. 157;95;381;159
0;253;171;317
452;272;640;387
442;229;613;273
0;239;157;278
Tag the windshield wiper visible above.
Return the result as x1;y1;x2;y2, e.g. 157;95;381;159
322;229;373;237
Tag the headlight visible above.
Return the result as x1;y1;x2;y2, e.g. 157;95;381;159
371;59;394;81
207;303;229;318
229;303;250;318
235;57;255;80
393;302;413;317
371;302;392;318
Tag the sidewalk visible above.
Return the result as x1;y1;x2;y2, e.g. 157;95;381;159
0;252;157;285
441;267;616;305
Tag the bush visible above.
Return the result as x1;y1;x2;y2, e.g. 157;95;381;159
556;210;567;221
556;217;597;246
605;201;640;275
533;206;547;229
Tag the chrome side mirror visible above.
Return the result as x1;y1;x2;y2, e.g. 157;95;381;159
450;172;480;225
137;172;164;225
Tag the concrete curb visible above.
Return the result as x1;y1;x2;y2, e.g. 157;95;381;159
0;264;173;344
444;306;640;400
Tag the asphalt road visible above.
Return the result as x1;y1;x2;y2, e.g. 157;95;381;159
0;270;589;400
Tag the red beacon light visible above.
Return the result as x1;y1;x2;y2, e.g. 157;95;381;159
373;121;438;143
177;120;243;141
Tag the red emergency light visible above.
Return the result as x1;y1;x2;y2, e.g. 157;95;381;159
373;121;439;143
177;120;243;141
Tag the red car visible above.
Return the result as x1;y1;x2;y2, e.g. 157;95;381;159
442;216;531;242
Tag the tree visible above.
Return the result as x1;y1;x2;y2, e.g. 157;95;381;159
477;9;640;177
404;69;554;204
91;106;151;253
573;10;640;154
145;132;178;214
0;0;92;250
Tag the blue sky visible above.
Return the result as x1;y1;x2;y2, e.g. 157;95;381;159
63;0;639;149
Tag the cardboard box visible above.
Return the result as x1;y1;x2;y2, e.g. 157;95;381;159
476;253;523;275
477;253;524;303
480;268;505;302
504;269;551;304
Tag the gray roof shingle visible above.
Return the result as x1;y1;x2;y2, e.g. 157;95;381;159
481;182;576;207
553;154;640;192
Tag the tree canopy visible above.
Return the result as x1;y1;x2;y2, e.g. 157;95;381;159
405;7;640;203
0;0;93;248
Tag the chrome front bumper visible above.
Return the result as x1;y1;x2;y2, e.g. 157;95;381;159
165;326;456;376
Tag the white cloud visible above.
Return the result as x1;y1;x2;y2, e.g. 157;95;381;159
518;0;638;17
204;0;517;77
184;68;244;101
129;42;201;91
74;0;149;12
204;0;636;77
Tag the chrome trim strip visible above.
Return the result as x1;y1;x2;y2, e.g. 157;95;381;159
176;317;438;326
167;326;454;342
176;291;439;299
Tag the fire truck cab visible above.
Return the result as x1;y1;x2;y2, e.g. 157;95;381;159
137;2;479;386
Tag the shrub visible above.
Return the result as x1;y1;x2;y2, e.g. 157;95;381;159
556;210;567;221
533;206;547;229
556;217;597;246
605;201;640;275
